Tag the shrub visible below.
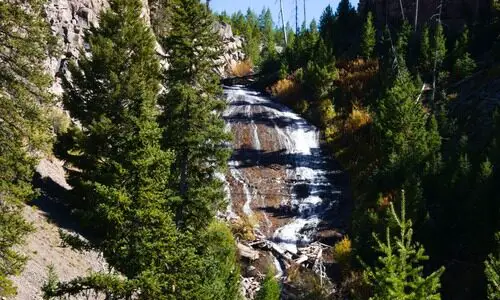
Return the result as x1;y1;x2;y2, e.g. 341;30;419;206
345;106;372;133
230;215;256;241
256;270;280;300
268;78;301;103
332;236;352;271
287;265;333;300
453;53;476;80
49;108;71;135
231;60;253;77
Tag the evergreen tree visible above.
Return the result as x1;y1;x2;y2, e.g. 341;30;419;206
364;191;445;299
0;0;53;296
54;0;177;283
50;1;241;298
160;0;231;231
319;5;335;51
432;23;447;71
255;270;281;300
374;67;440;189
430;22;446;105
244;9;262;65
333;0;358;57
419;25;432;75
361;11;376;59
452;27;476;80
259;8;277;59
395;21;412;65
485;232;500;300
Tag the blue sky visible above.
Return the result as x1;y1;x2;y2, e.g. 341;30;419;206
209;0;359;27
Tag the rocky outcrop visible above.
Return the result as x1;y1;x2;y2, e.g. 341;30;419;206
214;22;246;77
44;0;155;93
44;1;244;86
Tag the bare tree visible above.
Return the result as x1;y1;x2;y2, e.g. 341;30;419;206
414;0;419;30
279;0;288;45
431;0;444;109
296;0;299;34
399;0;406;20
304;0;307;25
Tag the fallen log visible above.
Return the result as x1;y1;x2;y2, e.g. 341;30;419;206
238;243;260;260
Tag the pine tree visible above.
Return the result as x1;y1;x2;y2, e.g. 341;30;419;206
396;21;412;65
259;8;277;59
452;26;476;80
364;191;445;299
485;232;500;300
419;25;432;75
160;0;231;232
319;5;335;51
255;270;281;300
374;67;440;189
430;22;446;105
0;0;53;296
49;0;183;297
361;11;376;59
244;9;262;65
333;0;358;57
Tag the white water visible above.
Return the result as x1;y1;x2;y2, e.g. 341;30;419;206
223;86;338;254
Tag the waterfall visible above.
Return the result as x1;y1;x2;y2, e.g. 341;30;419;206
223;85;342;254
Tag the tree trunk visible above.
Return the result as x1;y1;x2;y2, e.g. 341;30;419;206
414;0;419;30
280;0;288;45
431;0;443;110
304;0;307;26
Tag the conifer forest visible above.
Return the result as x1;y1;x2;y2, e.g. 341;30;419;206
1;0;500;299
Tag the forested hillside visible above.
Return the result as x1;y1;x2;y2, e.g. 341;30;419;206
1;0;499;299
219;0;500;298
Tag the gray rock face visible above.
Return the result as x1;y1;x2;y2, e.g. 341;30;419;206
214;22;246;77
45;2;244;83
44;0;152;86
44;0;108;78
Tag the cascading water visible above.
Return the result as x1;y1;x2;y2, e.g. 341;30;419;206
223;85;343;254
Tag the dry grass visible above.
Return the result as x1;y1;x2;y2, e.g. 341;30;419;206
230;60;253;77
268;78;301;103
345;106;372;133
230;215;257;241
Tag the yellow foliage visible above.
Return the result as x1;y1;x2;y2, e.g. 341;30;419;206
332;236;352;268
269;78;301;102
345;106;372;133
230;60;253;77
317;98;336;129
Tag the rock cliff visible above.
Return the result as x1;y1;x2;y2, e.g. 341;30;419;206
44;0;244;85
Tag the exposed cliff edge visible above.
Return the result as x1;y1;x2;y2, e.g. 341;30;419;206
44;0;244;88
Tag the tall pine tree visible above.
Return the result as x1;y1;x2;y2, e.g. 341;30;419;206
361;11;376;59
452;26;476;80
374;66;440;190
49;0;185;297
160;0;231;232
0;0;53;296
364;191;445;299
259;8;277;59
